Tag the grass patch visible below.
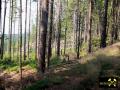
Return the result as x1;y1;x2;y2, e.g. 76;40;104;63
0;57;36;72
50;56;63;66
22;59;36;69
0;59;18;70
5;66;19;72
24;76;64;90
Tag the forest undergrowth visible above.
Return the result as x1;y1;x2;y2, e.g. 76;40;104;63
0;42;120;90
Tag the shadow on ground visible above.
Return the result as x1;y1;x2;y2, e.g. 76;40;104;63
24;54;120;90
1;43;120;90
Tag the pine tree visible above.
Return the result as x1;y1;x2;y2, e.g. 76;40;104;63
24;0;28;60
28;0;31;59
1;0;7;59
87;0;93;52
19;0;23;88
38;0;49;74
100;0;109;48
57;0;62;57
47;0;54;68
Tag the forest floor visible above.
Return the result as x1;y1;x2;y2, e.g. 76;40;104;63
1;42;120;90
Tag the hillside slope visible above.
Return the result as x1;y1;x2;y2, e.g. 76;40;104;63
25;42;120;90
1;42;120;90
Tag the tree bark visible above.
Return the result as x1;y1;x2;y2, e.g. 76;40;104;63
0;0;2;58
111;0;115;44
64;0;68;55
77;14;81;59
57;0;61;57
35;0;39;60
76;0;80;59
1;0;7;59
47;0;54;68
24;0;28;60
114;0;119;40
100;0;108;48
38;0;49;74
9;0;14;60
28;0;31;59
87;0;93;53
19;0;23;88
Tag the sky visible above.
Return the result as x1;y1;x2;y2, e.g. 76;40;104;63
1;0;37;34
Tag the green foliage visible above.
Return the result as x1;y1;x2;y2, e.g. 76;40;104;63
0;54;36;72
0;57;18;70
24;78;50;90
24;76;64;90
29;52;35;60
6;66;19;72
22;59;36;69
92;37;100;51
80;43;88;56
62;48;75;55
50;56;62;66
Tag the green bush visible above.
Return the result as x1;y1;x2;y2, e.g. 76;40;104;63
0;58;18;70
22;59;36;69
50;56;62;66
92;37;100;51
24;76;64;90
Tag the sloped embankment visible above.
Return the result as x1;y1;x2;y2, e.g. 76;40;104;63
25;42;120;90
1;42;120;90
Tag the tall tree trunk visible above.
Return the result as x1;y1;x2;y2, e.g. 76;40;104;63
12;0;17;59
100;0;108;48
0;0;2;58
47;0;54;68
64;27;67;55
8;1;11;55
17;20;20;59
77;14;81;59
38;0;49;74
28;0;31;59
64;0;68;55
12;12;16;59
9;0;14;60
35;0;39;60
1;0;7;59
87;0;93;53
111;0;115;44
75;16;78;53
24;0;28;60
84;15;87;43
38;0;42;60
19;0;23;89
57;1;61;57
114;0;119;40
76;0;80;59
73;9;76;52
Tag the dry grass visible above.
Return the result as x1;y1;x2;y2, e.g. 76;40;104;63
1;42;120;90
